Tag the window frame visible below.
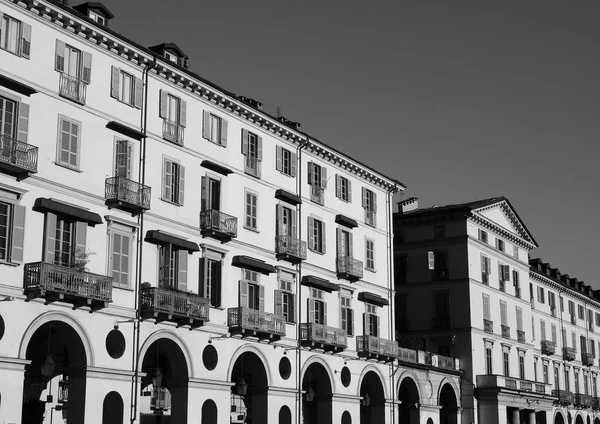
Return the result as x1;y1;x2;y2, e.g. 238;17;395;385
55;115;82;171
365;237;375;271
244;189;258;231
308;216;325;254
161;156;184;205
107;221;135;289
0;190;25;264
340;290;353;336
200;249;224;308
336;174;351;202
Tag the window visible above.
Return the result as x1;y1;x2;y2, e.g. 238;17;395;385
519;355;525;379
276;146;296;177
496;238;505;252
365;238;375;271
433;225;446;239
159;244;187;291
575;370;580;394
551;324;557;344
307;162;326;204
478;229;488;243
543;363;549;384
584;374;589;395
596;312;600;328
88;10;106;25
55;41;92;103
0;14;31;58
554;366;560;388
532;316;535;340
364;303;379;337
114;139;133;179
362;187;377;226
548;291;556;315
428;251;448;280
244;190;258;231
337;227;353;259
43;213;87;268
164;50;178;64
340;290;353;335
239;269;262;311
275;272;295;323
159;90;186;144
572;332;577;351
482;294;491;321
513;245;519;259
485;346;493;374
199;250;223;308
110;67;142;108
516;306;523;332
56;116;81;170
276;203;297;239
500;301;508;326
0;93;30;166
513;270;521;298
569;300;575;316
0;194;24;264
498;263;509;291
335;175;351;202
308;216;325;253
202;111;228;146
503;351;510;377
162;158;184;205
481;255;491;284
562;329;567;346
242;130;262;177
108;223;134;288
537;286;545;304
308;288;326;325
534;358;538;381
578;304;585;320
540;320;546;341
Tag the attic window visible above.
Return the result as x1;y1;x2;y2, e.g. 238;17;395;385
89;11;105;25
165;51;179;64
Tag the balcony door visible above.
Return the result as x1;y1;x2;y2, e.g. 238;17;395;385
201;176;220;211
64;45;81;79
0;96;16;138
115;140;132;179
338;229;351;257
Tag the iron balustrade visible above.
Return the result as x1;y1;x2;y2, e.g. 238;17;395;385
551;390;574;405
228;307;286;337
59;73;86;104
541;340;556;355
501;325;510;339
275;235;307;260
310;185;324;204
300;323;347;349
0;135;38;173
517;330;526;343
162;120;184;144
397;347;417;363
23;261;112;303
244;155;261;177
140;286;209;322
483;319;493;333
105;176;151;210
356;335;398;358
200;209;238;238
477;375;547;393
575;394;593;408
582;352;595;366
563;347;576;361
336;256;363;279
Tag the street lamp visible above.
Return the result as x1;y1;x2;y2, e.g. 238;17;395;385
361;393;371;407
236;378;248;396
305;387;315;403
41;355;55;378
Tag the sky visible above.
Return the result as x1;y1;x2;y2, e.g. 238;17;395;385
97;0;599;287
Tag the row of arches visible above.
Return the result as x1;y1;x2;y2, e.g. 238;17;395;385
554;412;600;424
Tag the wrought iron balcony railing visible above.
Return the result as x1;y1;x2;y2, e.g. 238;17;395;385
300;322;347;352
575;393;593;408
356;336;398;362
336;256;363;281
484;318;493;333
552;390;574;405
23;261;112;311
432;316;452;330
275;235;307;263
162;120;184;144
244;155;261;178
582;352;595;366
541;340;556;355
105;176;151;214
200;209;238;240
563;347;576;361
501;325;510;339
517;330;526;343
310;185;324;205
0;134;38;176
140;286;209;328
59;73;86;104
228;307;286;340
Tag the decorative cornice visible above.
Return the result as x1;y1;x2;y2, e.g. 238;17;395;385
469;214;536;250
530;270;600;308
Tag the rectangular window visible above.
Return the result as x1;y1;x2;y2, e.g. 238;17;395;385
308;162;326;205
88;10;105;25
362;187;377;226
541;320;546;340
201;176;221;211
516;307;523;331
543;363;549;384
43;213;86;268
503;351;510;377
202;110;228;146
554;366;560;388
573;332;577;351
239;269;261;311
534;358;538;382
242;130;262;177
578;304;585;320
275;273;295;323
537;287;545;304
513;270;521;298
200;252;222;308
485;347;493;374
308;288;326;325
55;41;91;104
482;294;491;320
365;238;375;271
428;251;449;280
551;324;557;344
0;14;30;58
56;116;80;170
513;245;519;259
110;67;142;108
496;238;505;252
275;146;296;177
519;355;525;379
596;312;600;327
500;301;508;326
569;300;575;315
337;228;352;258
364;303;379;337
244;190;258;230
162;158;184;205
481;255;491;284
585;374;589;395
0;198;25;263
498;263;509;291
335;175;351;202
308;216;325;253
109;225;133;288
159;90;186;144
575;371;580;394
478;229;488;243
340;291;353;336
114;139;133;179
158;244;187;292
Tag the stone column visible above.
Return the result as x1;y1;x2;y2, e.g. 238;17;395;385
510;407;520;424
527;410;536;424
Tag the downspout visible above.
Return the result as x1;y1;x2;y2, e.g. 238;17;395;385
386;183;398;424
130;56;156;424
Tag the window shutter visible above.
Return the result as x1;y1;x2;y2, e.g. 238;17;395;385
158;245;168;288
308;298;315;323
10;205;26;263
516;307;523;331
349;309;354;336
363;313;367;336
513;270;519;286
200;176;208;211
481;255;486;273
214;263;221;307
276;146;283;171
376;315;380;338
55;40;65;72
159;90;168;118
362;187;367;208
178;251;187;292
163;159;172;200
307;162;314;185
75;221;87;254
336;228;342;257
239;280;248;308
276;204;283;236
0;13;3;45
43;213;57;264
290;152;297;177
347;180;352;202
428;251;435;270
503;266;510;282
291;209;297;238
372;192;377;212
17;103;29;143
274;289;283;316
348;231;353;258
198;258;206;298
81;52;92;84
221;119;228;147
21;23;32;59
335;175;341;198
259;284;265;312
483;295;490;320
308;217;315;249
134;77;143;109
110;66;120;99
321;166;327;189
498;263;503;281
202;111;211;140
323;301;328;326
241;129;249;154
291;293;296;323
178;165;185;205
322;221;327;254
257;135;263;160
179;100;187;127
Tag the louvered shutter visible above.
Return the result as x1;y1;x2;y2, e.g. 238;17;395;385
178;251;187;292
259;285;265;311
321;166;327;189
498;263;503;281
274;290;283;316
11;205;25;263
376;315;380;338
134;77;143;108
290;152;297;177
158;245;168;288
178;165;185;205
0;13;3;45
241;129;249;154
291;209;297;238
347;180;352;202
503;265;510;282
163;159;172;200
336;228;342;257
308;217;315;250
17;103;29;143
202;111;211;140
428;251;435;270
372;191;377;212
516;307;523;331
307;162;314;185
276;204;283;236
481;255;486;273
257;135;263;160
335;175;341;198
323;301;328;325
81;52;92;84
483;295;490;320
110;66;120;99
276;146;283;171
221;119;228;147
199;257;206;298
200;176;208;211
239;280;249;308
75;221;87;268
159;90;168;118
362;187;367;208
55;40;65;72
21;23;32;59
213;263;221;307
348;309;354;336
43;213;57;264
363;313;367;336
179;100;187;128
348;231;353;258
308;298;315;323
290;293;296;323
322;221;326;253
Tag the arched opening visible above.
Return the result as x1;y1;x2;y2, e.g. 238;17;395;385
359;371;385;424
398;377;420;424
593;417;600;424
439;383;458;424
22;320;87;424
427;419;434;424
554;412;565;424
302;362;332;424
278;405;291;424
102;391;124;424
139;338;189;424
201;399;217;423
587;416;591;424
342;411;352;424
575;416;584;424
230;351;268;424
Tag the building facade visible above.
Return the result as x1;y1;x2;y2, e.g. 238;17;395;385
394;196;600;424
0;1;461;423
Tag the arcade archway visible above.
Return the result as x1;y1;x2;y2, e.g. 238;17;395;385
359;371;385;424
302;362;332;424
439;383;458;424
398;376;420;424
230;351;269;424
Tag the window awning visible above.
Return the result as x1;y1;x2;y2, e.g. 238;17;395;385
358;292;389;307
33;198;103;227
275;189;302;206
231;255;276;275
201;160;233;176
335;214;358;229
301;275;338;293
145;230;199;253
106;121;145;141
0;73;37;97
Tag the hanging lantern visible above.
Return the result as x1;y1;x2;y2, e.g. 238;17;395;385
58;376;69;404
305;387;315;402
236;378;248;396
40;355;55;378
361;393;371;407
152;369;163;388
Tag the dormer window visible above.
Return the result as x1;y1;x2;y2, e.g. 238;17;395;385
89;11;105;25
165;51;178;64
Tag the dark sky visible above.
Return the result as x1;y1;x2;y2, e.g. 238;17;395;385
98;0;599;287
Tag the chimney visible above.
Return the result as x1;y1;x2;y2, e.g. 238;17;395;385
398;197;418;214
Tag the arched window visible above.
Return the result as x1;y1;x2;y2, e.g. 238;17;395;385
102;391;124;424
202;399;217;423
342;410;352;424
279;405;292;424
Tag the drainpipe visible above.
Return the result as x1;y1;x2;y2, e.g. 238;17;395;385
386;183;398;424
130;56;156;424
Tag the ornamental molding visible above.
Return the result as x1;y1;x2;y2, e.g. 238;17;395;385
469;214;535;250
530;271;599;307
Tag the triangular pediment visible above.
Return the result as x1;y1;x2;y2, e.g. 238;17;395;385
471;199;537;247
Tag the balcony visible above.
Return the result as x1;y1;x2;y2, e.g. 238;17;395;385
300;323;347;353
477;375;550;397
575;393;593;408
356;336;398;363
541;340;556;355
582;352;595;366
59;73;86;104
484;319;493;333
244;155;261;178
23;261;112;311
105;177;151;215
431;316;452;331
140;286;209;329
275;235;307;264
310;185;324;205
551;390;574;405
336;256;363;281
228;307;286;341
501;325;510;339
593;397;600;410
517;330;526;343
200;209;238;242
0;135;38;179
563;347;576;361
162;120;184;144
